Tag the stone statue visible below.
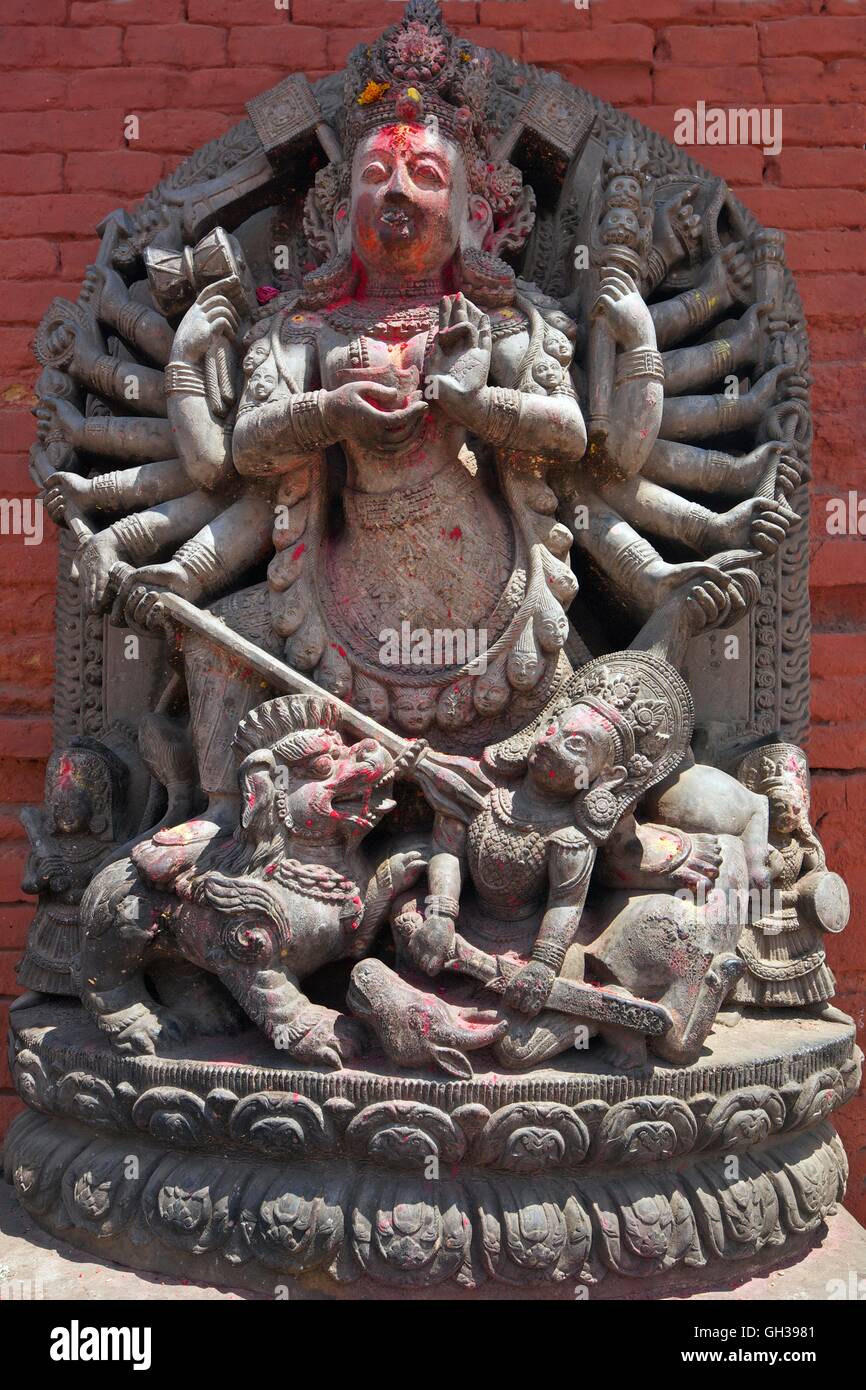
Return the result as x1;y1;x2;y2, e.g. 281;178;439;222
17;738;128;997
730;742;850;1014
7;3;858;1296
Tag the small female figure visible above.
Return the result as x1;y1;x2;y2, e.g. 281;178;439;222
731;742;849;1014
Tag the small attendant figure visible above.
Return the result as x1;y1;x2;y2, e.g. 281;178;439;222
731;742;849;1015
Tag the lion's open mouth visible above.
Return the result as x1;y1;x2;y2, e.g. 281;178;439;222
329;772;396;829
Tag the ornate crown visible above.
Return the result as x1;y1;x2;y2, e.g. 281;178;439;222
566;651;693;787
738;741;810;799
485;649;694;833
341;0;491;174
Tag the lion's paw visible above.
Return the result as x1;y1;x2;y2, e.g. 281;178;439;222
104;1005;190;1055
275;1007;367;1069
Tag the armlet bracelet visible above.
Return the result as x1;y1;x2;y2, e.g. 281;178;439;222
165;362;207;397
614;348;665;387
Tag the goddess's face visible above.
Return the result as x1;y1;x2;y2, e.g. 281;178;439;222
768;778;806;835
348;125;468;278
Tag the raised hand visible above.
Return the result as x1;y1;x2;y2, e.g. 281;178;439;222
653;185;701;270
701;241;753;307
425;292;492;412
591;267;654;351
81;262;128;321
172;279;241;365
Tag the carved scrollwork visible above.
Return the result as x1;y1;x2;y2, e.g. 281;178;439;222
3;1110;850;1291
345;1101;466;1170
593;1097;698;1165
228;1090;331;1157
475;1102;590;1172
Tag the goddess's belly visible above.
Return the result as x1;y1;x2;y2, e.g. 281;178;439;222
322;463;515;665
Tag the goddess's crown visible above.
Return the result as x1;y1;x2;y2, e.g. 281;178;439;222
738;741;810;799
341;0;493;187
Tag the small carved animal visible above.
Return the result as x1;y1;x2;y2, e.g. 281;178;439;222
347;958;507;1079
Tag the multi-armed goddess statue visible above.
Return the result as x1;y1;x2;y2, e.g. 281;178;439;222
6;2;857;1294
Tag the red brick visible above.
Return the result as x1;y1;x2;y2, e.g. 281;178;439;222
813;535;866;585
66;67;174;111
0;0;66;19
458;27;521;59
0;843;28;900
524;24;654;66
326;27;383;70
782;103;866;147
811;723;866;770
0;25;123;69
762;56;866;104
64;149;165;197
0;718;52;760
0;193;122;237
557;65;653;107
124;23;227;68
479;0;592;31
0;110;124;153
227;25;327;69
0;949;21;995
0;153;62;195
0;410;36;454
172;67;287;112
812;675;866;723
657;24;758;66
654;65;764;106
737;186;866;229
71;0;185;21
131;110;236;155
676;143;765;186
0;905;33;951
0;280;80;323
293;0;409;24
0;70;67;111
191;0;291;19
776;146;866;189
58;239;102;279
786;231;866;273
813;636;866;680
759;15;866;58
799;273;866;325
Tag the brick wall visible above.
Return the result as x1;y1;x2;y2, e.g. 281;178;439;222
0;0;864;1220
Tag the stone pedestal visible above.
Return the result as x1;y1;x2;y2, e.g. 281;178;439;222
6;999;860;1296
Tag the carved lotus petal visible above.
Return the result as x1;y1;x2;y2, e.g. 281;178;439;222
596;1098;697;1165
56;1072;118;1129
352;1178;471;1284
159;1184;212;1233
132;1087;211;1145
718;1173;779;1245
229;1091;328;1156
502;1199;567;1271
787;1070;845;1130
619;1194;675;1259
702;1086;785;1152
346;1101;465;1168
72;1170;113;1219
477;1102;590;1172
12;1049;52;1113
